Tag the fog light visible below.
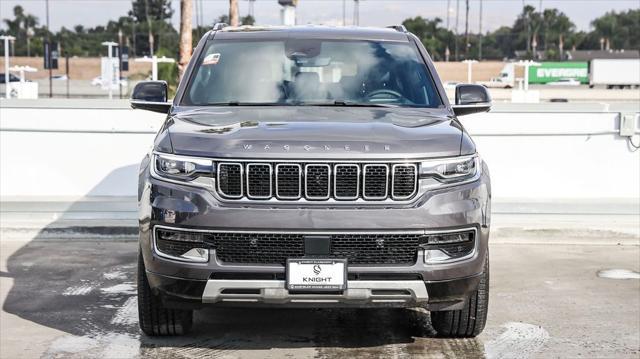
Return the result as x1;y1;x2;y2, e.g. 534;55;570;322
421;230;475;263
155;228;209;263
181;248;209;262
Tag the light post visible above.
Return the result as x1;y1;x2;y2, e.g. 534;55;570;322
517;60;541;91
1;35;16;99
462;59;478;83
26;28;34;57
101;41;118;99
135;56;175;81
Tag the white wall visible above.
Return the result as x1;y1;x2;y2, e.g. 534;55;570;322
460;112;640;200
1;105;164;197
1;101;638;202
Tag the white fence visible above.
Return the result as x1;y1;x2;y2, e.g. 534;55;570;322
1;100;639;204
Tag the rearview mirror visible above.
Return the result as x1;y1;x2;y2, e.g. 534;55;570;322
452;84;492;116
130;81;171;113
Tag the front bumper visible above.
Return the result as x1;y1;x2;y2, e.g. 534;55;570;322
147;270;482;310
138;157;491;309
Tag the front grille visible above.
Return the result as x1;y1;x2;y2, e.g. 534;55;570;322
276;164;302;199
305;165;330;199
363;164;389;199
215;161;417;201
334;164;359;199
207;232;427;265
246;164;272;199
218;163;243;198
392;165;418;199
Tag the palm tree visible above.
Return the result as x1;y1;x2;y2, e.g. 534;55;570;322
178;0;192;79
229;0;239;26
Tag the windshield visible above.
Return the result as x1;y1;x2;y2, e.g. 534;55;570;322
182;39;442;108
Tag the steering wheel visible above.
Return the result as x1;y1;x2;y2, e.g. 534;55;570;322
365;89;404;102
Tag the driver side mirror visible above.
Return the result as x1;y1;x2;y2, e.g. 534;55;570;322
130;81;171;113
452;84;492;116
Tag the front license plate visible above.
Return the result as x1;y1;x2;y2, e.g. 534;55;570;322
286;259;347;291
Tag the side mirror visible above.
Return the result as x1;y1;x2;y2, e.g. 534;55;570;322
130;81;171;113
452;84;492;116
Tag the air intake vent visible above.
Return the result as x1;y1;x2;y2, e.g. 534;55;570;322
276;164;301;199
246;163;272;199
334;164;360;200
217;163;243;198
392;164;417;199
363;164;389;200
305;164;330;200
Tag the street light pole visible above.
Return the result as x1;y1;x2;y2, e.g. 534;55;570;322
102;41;118;100
1;35;16;98
46;0;52;98
462;59;478;83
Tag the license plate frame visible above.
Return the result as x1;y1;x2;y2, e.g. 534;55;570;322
286;258;348;292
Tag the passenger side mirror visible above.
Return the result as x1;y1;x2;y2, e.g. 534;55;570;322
452;84;492;116
130;81;171;113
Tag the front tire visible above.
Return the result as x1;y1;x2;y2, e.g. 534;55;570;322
137;251;193;336
430;255;489;338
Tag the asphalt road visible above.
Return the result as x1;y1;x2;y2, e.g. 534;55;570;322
1;238;638;359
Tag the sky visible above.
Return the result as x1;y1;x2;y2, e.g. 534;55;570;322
1;0;638;34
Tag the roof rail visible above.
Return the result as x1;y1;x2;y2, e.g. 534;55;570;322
213;23;229;31
387;25;407;33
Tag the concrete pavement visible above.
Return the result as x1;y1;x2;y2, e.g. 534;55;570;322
1;232;638;359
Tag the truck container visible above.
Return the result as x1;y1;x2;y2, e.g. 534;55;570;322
527;62;589;84
589;59;640;89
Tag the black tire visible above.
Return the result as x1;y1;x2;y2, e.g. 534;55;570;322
137;251;193;336
430;255;489;338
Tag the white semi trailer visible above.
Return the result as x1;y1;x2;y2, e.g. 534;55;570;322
589;59;640;89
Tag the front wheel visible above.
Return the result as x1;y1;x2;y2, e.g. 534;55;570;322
137;251;193;336
429;255;489;338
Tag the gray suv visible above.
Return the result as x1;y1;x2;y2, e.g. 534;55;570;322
131;25;492;338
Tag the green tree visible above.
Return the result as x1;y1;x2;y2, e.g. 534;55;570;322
591;10;640;50
128;0;173;23
402;16;454;60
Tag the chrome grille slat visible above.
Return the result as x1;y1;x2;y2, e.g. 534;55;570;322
334;164;360;200
363;164;389;200
391;164;418;200
304;164;331;200
246;163;272;199
217;163;243;198
216;161;416;201
275;164;302;199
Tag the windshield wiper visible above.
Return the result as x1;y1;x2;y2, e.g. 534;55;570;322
205;101;289;106
324;100;398;108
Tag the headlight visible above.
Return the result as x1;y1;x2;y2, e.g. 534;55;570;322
419;155;480;183
152;153;214;186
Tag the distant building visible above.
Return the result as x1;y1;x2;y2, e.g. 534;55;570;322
564;50;640;61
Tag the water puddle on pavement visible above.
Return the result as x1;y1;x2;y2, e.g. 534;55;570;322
597;269;640;279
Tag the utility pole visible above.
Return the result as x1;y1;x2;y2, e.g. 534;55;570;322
248;0;255;17
464;0;469;58
179;0;193;80
446;0;451;30
524;0;530;54
46;0;52;98
479;0;483;60
343;0;346;26
454;0;459;61
353;0;360;26
144;0;154;56
229;0;239;26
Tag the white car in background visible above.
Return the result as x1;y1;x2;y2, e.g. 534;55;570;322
546;78;581;86
91;76;128;87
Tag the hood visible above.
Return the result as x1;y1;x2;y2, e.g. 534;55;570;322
157;106;466;160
